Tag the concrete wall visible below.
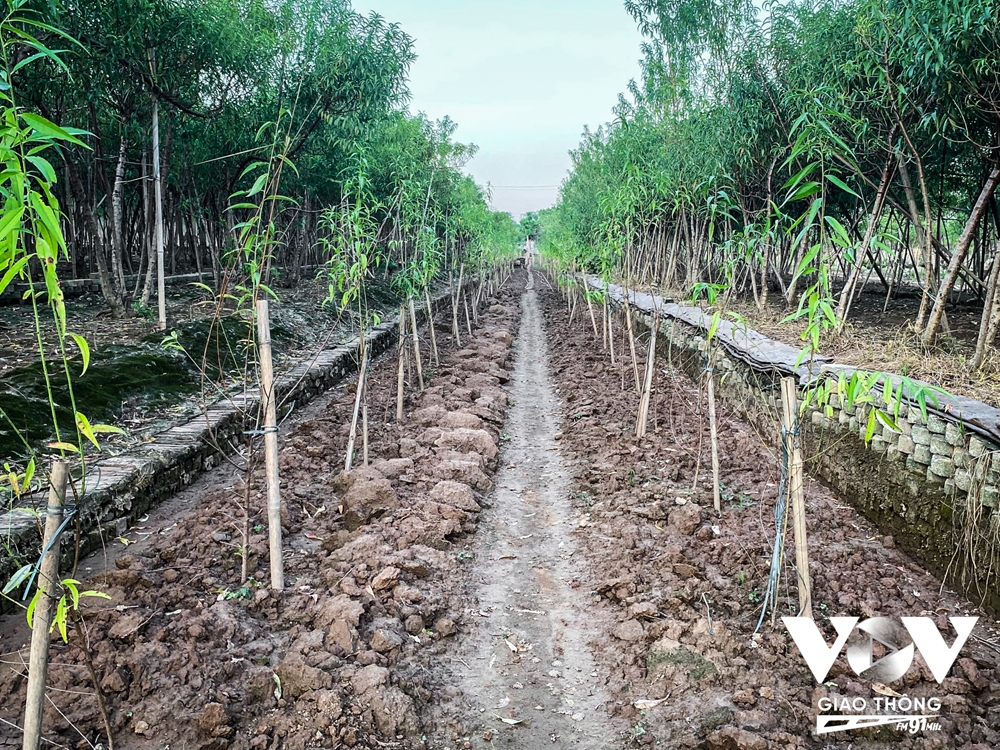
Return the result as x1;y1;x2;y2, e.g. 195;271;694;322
625;301;1000;616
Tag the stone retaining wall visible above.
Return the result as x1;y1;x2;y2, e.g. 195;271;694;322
0;281;471;607
599;280;1000;615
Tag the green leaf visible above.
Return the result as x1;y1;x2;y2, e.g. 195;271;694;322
0;255;29;297
0;205;25;242
26;589;40;627
67;333;90;374
76;412;99;449
20;113;87;147
3;564;32;595
55;595;68;642
826;173;860;198
47;441;79;453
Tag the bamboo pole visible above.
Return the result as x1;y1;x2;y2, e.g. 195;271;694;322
602;294;609;350
636;314;658;438
396;305;407;422
624;305;640;392
583;278;600;339
707;370;721;513
22;460;68;750
607;298;616;365
463;293;473;336
345;348;368;471
408;297;424;391
452;265;463;347
780;377;812;618
255;299;284;591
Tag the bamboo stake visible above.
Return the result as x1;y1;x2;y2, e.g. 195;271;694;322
22;460;67;750
607;298;616;365
463;293;473;336
624;305;640;392
707;370;721;513
780;377;812;618
602;295;609;350
361;385;369;467
452;265;463;347
345;348;368;471
636;314;658;438
396;305;406;422
256;299;283;591
583;279;600;339
424;285;439;366
408;297;424;390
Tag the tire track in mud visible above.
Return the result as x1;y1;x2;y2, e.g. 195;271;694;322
439;270;619;748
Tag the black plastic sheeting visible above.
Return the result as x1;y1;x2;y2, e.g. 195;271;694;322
589;277;1000;448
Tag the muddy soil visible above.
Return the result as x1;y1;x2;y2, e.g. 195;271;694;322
537;280;1000;749
424;271;620;748
0;270;526;749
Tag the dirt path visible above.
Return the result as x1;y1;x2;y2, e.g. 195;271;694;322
436;271;619;748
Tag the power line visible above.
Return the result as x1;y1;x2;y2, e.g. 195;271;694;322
487;184;560;189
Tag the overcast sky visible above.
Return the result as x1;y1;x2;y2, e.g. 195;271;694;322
356;1;646;218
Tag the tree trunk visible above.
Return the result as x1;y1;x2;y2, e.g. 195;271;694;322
152;87;167;329
111;133;128;297
66;159;124;317
836;152;894;328
971;239;1000;370
922;164;1000;346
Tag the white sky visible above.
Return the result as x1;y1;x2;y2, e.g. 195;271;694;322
356;1;646;218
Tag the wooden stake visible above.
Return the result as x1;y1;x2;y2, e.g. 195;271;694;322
408;297;424;390
396;305;406;422
583;279;600;339
607;298;616;365
636;314;658;438
780;377;812;618
345;347;368;472
22;460;67;750
707;370;721;513
463;293;473;336
624;305;640;392
452;265;463;347
255;299;283;591
602;295;609;350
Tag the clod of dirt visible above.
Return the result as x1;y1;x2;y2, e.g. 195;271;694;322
351;664;389;695
429;480;481;512
668;502;702;535
434;428;499;463
370;457;414;478
613;619;646;641
705;725;769;750
275;651;334;698
404;614;424;634
371;566;401;591
335;467;398;530
434;617;457;636
197;702;231;737
647;637;718;680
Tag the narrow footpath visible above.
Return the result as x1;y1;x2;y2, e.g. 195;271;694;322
435;270;619;748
